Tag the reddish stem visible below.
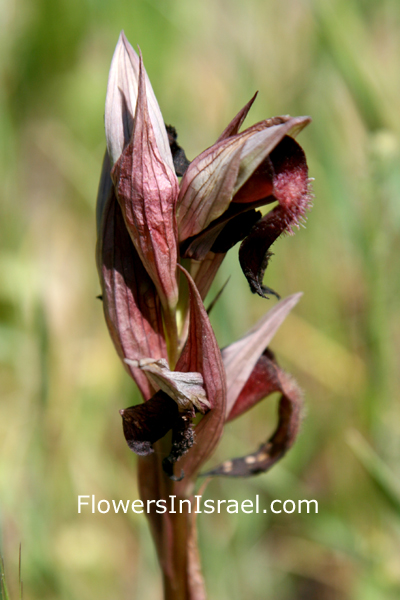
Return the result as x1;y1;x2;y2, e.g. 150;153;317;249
138;443;207;600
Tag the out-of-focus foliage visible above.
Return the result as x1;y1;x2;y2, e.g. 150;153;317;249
1;0;400;598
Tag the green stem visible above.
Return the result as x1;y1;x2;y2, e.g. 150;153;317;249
163;305;180;368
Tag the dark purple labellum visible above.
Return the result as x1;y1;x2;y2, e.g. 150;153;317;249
166;124;191;177
120;391;179;455
162;412;195;480
239;218;280;299
239;136;311;298
204;350;303;478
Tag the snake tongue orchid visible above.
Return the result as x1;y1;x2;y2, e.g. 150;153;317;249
97;31;310;482
96;31;312;600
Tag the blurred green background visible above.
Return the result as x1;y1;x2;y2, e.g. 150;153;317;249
1;0;400;598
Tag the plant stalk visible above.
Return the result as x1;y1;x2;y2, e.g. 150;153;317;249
138;442;207;600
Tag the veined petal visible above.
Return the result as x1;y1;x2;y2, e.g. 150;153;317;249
189;252;226;300
178;139;243;241
176;253;227;354
96;187;167;400
112;53;180;311
105;31;174;171
223;293;302;416
124;357;210;412
177;116;310;242
204;356;303;477
227;348;281;421
173;266;227;484
232;116;310;196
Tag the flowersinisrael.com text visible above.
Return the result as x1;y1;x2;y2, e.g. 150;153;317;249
78;495;318;515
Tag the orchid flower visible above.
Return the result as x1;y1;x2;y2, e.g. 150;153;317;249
96;31;311;600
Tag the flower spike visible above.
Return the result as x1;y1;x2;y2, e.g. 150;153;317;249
98;32;313;596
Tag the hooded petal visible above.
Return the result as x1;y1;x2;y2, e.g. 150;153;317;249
231;117;310;196
223;293;302;416
172;266;227;483
204;357;303;477
177;116;310;242
96;183;167;401
105;31;174;171
111;52;180;312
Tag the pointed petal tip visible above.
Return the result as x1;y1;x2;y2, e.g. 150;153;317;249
267;291;303;320
287;291;303;304
292;115;312;134
223;291;304;415
120;30;134;52
252;90;259;101
280;292;303;311
116;30;133;55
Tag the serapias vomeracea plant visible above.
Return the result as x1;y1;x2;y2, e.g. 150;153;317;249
96;31;312;600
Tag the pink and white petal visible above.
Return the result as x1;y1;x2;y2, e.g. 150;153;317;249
232;116;311;196
177;116;310;242
223;293;302;416
112;53;180;311
105;32;174;171
177;139;243;240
